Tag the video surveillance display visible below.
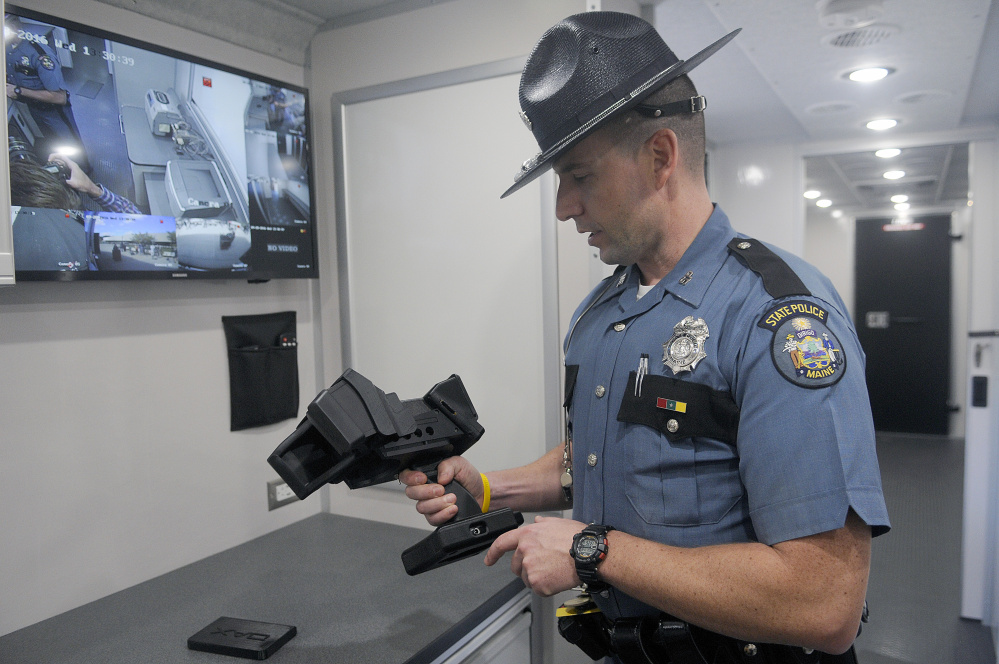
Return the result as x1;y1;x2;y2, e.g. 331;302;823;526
5;5;317;281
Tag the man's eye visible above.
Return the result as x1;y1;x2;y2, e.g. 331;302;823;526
572;173;590;182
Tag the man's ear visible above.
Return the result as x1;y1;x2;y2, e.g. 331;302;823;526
647;128;679;189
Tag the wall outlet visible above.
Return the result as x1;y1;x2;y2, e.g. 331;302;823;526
267;479;299;511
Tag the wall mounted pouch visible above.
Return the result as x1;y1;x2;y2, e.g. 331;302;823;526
222;311;299;431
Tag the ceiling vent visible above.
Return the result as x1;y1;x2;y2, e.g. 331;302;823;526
821;24;899;48
896;90;952;105
816;0;884;29
806;101;857;115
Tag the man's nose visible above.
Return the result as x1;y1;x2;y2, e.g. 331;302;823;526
555;179;581;222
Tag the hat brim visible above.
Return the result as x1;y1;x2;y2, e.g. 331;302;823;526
501;28;741;199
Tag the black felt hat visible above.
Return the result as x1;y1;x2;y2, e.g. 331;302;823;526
501;12;739;198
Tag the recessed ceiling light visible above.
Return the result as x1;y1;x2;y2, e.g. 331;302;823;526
875;148;901;158
831;210;844;218
890;194;908;203
804;190;822;199
867;118;898;131
883;170;905;179
894;202;910;211
848;67;894;82
816;199;833;208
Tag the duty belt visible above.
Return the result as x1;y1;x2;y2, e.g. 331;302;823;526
557;594;861;664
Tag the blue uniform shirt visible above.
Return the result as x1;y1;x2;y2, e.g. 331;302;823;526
7;37;69;94
564;205;890;618
6;36;87;170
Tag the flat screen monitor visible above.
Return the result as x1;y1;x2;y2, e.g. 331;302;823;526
5;5;317;281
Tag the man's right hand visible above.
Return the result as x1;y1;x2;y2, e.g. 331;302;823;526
399;456;483;527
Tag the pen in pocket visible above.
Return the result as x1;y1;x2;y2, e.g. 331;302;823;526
635;353;649;397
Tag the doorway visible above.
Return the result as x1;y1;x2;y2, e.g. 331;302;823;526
854;215;952;434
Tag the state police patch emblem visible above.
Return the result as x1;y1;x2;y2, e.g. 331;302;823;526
758;300;846;388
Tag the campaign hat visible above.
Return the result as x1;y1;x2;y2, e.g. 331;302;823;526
502;11;739;198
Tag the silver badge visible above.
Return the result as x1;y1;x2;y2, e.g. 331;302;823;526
519;110;532;130
663;316;709;374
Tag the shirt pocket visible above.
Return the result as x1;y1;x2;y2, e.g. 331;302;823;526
617;372;742;526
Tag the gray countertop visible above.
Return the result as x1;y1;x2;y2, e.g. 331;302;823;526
0;513;523;663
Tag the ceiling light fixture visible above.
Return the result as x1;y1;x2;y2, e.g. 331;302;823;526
804;190;821;199
867;118;898;131
848;67;893;82
894;202;910;211
875;148;901;158
890;194;908;203
831;210;844;218
816;199;833;208
883;170;905;180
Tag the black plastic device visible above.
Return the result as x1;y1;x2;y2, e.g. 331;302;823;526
267;369;523;575
187;617;296;660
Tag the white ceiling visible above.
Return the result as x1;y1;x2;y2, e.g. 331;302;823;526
90;0;999;219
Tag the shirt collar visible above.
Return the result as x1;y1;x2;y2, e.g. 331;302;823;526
613;205;736;312
662;205;736;307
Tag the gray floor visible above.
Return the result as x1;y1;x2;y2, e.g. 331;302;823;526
855;433;996;664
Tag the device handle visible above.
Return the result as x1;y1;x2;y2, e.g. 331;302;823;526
426;470;482;520
402;468;523;575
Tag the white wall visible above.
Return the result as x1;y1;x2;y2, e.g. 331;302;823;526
0;0;320;636
708;141;803;254
802;213;855;315
962;139;999;652
306;0;587;528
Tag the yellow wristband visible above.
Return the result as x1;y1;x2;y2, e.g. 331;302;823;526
480;473;491;513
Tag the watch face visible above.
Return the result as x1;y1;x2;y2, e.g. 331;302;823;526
575;535;599;559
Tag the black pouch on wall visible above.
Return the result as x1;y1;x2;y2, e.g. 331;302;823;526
222;311;300;431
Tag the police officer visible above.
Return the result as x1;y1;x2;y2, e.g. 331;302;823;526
401;11;889;664
6;14;90;172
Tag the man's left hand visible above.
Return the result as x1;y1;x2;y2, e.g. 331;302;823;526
484;515;585;596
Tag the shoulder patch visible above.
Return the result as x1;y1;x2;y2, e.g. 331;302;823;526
38;55;55;71
758;300;846;388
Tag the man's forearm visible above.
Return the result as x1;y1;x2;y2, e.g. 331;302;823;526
597;511;872;654
487;445;571;513
18;87;68;105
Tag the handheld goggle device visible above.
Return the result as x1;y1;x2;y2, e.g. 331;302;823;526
268;369;523;575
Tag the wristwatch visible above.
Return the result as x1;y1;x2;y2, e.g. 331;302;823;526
571;524;614;591
13;86;22;99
